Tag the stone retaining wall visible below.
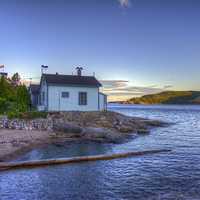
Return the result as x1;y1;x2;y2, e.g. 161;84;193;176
0;116;53;131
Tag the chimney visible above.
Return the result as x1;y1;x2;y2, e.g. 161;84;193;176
76;67;83;76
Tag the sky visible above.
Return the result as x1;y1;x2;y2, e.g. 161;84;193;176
0;0;200;101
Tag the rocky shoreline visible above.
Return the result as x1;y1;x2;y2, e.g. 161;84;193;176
0;111;168;161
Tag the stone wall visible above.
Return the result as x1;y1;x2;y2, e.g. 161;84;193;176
0;116;53;131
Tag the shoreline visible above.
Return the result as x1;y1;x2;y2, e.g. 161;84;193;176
0;130;83;162
0;111;168;162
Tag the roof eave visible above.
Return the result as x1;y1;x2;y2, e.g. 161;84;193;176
47;83;101;87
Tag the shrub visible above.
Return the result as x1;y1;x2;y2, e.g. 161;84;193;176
0;97;7;113
0;74;31;114
7;111;48;119
19;111;48;119
7;111;21;119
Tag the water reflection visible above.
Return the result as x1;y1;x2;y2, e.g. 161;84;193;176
17;141;112;162
1;105;200;200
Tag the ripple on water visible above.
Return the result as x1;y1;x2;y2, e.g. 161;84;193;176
1;104;200;200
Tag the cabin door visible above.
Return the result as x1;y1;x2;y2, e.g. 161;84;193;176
60;91;69;111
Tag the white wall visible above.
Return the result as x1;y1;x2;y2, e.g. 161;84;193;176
40;79;48;110
99;93;107;111
48;85;99;111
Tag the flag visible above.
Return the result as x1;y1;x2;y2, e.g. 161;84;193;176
41;65;48;68
0;64;4;69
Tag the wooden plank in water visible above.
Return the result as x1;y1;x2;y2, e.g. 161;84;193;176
0;149;171;171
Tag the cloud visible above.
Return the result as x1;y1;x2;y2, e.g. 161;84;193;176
100;80;128;89
163;85;173;89
100;80;173;101
118;0;131;8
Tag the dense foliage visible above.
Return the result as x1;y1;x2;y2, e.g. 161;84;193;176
127;91;200;104
0;73;31;115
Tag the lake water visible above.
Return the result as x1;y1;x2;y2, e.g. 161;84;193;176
1;104;200;200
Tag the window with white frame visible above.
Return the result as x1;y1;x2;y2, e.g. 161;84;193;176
79;92;87;105
62;92;69;98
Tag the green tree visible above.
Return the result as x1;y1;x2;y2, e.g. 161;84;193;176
0;97;9;113
0;73;31;114
16;85;31;112
0;76;15;101
11;72;21;86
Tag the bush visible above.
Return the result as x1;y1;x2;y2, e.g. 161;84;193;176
7;111;21;119
19;111;48;119
7;111;48;119
0;97;8;113
0;74;31;114
16;85;31;112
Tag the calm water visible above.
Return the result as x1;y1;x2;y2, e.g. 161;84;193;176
1;104;200;200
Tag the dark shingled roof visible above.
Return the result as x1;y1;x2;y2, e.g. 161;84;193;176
29;84;40;94
42;74;102;87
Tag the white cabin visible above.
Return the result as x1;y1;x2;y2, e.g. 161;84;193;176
29;71;107;112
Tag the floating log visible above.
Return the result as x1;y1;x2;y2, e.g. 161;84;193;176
0;149;171;171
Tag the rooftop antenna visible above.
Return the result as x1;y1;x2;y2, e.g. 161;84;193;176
76;67;83;76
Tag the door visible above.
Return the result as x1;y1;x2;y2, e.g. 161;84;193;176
60;91;70;111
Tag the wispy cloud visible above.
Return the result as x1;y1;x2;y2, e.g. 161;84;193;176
163;85;173;89
100;80;128;89
118;0;131;8
100;80;173;101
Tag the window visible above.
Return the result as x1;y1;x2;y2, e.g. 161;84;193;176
62;92;69;98
79;92;87;105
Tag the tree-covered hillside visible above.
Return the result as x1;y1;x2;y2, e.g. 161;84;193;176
0;73;31;115
127;91;200;104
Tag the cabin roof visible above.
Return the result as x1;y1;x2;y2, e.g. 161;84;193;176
42;73;102;87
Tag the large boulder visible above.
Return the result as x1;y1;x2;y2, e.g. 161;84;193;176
53;122;83;136
82;127;123;142
118;125;134;133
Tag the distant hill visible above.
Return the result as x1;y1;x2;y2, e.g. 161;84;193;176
126;91;200;105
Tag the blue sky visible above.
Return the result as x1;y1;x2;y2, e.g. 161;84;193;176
0;0;200;101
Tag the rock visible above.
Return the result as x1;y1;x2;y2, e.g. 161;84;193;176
137;129;150;134
0;111;167;143
82;127;123;142
119;125;134;133
53;122;83;135
141;120;168;127
96;120;112;128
